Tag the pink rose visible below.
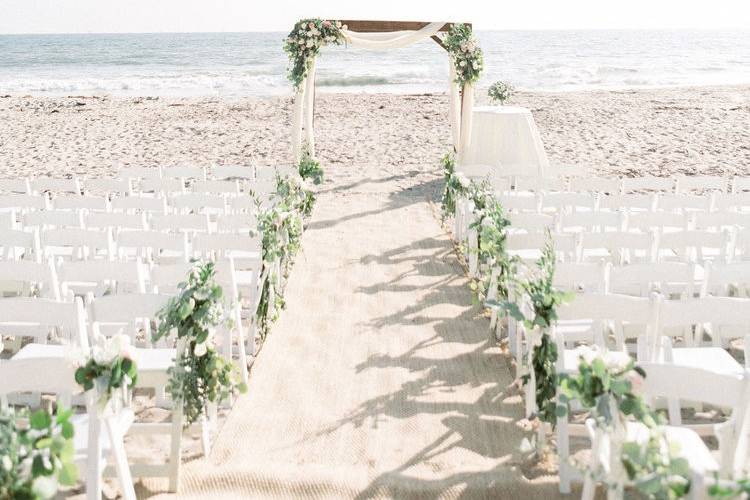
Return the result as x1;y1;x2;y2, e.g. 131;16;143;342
322;20;331;28
308;22;315;29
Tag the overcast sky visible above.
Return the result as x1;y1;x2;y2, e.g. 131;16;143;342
2;0;749;34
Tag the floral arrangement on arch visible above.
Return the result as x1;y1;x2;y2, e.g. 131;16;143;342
444;23;484;87
154;261;247;425
284;19;347;89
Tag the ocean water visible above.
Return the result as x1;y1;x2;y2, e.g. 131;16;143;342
0;30;749;96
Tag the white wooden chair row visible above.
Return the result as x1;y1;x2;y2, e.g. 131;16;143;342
0;165;298;195
0;226;261;263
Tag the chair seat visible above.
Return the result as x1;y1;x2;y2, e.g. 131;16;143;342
669;347;744;376
626;421;719;473
12;342;73;360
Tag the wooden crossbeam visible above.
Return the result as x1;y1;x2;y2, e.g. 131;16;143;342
336;21;471;33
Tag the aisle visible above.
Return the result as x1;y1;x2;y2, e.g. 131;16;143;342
170;168;561;499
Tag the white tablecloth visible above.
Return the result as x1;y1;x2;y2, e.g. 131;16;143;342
460;105;550;177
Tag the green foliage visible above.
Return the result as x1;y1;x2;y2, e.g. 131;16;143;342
559;354;690;499
154;261;246;425
284;19;346;89
74;334;138;410
440;152;470;218
708;474;750;498
488;81;515;104
297;149;324;186
0;407;77;499
494;234;574;425
444;23;484;87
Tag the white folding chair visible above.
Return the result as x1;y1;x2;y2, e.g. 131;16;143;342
41;227;114;261
568;177;621;194
0;357;137;500
0;227;42;261
58;259;146;297
84;212;148;232
228;196;257;214
191;233;261;265
507;212;556;234
558;211;622;233
0;178;31;194
540;191;596;214
505;231;578;263
657;229;731;263
610;261;697;299
621;176;675;193
22;209;83;229
0;193;49;212
598;193;656;213
657;194;714;213
211;165;255;182
192;180;240;195
0;258;61;300
579;231;655;264
714;192;750;213
116;230;189;264
84;178;132;196
626;211;688;233
170;193;228;214
675;175;727;194
53;194;109;211
29;176;82;195
110;195;167;214
0;210;15;229
215;213;259;234
513;175;568;192
693;211;750;232
703;260;750;298
161;166;206;181
150;213;211;234
117;166;161;181
138;178;185;195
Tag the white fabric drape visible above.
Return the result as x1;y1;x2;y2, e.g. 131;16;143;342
458;82;474;162
291;84;305;162
341;22;445;50
448;63;461;151
303;58;316;154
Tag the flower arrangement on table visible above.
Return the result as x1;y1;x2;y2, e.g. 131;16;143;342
488;81;514;105
444;23;484;87
557;347;691;499
0;407;77;499
284;19;347;89
154;261;247;425
74;333;138;413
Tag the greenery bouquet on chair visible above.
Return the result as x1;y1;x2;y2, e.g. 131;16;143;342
155;261;247;425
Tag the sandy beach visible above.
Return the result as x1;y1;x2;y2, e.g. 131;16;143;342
1;85;748;181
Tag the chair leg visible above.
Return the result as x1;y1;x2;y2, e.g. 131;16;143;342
105;418;136;500
86;413;103;500
557;398;571;494
168;406;183;493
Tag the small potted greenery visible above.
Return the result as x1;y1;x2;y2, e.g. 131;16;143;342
488;81;514;105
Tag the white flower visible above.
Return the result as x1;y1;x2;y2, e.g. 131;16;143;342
472;61;479;70
459;60;466;67
456;173;471;189
193;342;208;357
306;40;314;48
342;24;348;31
1;455;12;472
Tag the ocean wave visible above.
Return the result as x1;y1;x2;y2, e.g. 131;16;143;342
317;76;392;87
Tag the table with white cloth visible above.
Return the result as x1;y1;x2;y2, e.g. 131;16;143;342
460;106;550;178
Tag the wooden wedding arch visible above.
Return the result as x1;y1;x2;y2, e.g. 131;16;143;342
289;20;478;163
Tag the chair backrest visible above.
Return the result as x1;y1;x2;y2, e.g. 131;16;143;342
148;261;193;294
657;194;713;213
192;180;240;195
0;228;41;261
497;192;541;213
558;211;622;233
110;195;167;214
513;176;567;192
0;259;61;300
118;166;161;181
29;177;81;195
84;212;148;231
211;165;255;181
505;232;578;262
83;178;132;196
568;177;621;195
0;210;15;229
228;196;257;213
0;194;48;211
540;191;596;213
675;175;727;194
52;195;108;211
657;230;730;263
609;261;696;298
215;213;258;233
150;213;210;233
41;228;113;261
88;292;172;342
703;261;750;297
58;259;146;296
191;233;261;260
508;212;556;233
0;178;31;194
598;193;656;212
715;192;750;212
638;362;749;419
0;296;87;345
117;230;188;263
138;178;185;195
626;211;688;233
161;166;206;181
579;231;655;264
553;261;609;293
621;176;675;193
693;211;750;231
169;193;227;213
0;357;80;399
22;210;83;229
